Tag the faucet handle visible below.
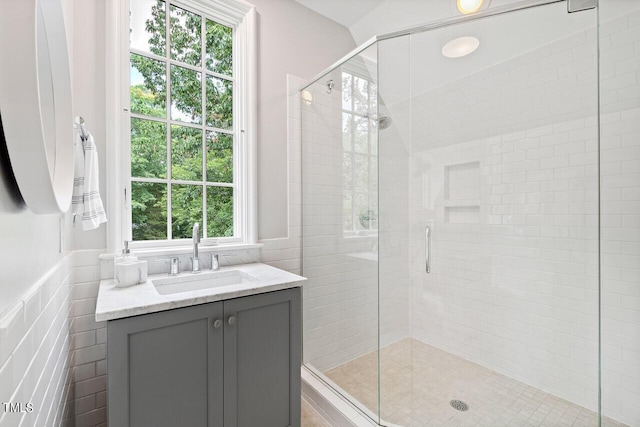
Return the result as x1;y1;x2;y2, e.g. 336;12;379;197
170;257;180;275
155;257;180;275
211;253;231;271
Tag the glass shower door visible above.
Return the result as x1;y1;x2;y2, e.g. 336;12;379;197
301;44;382;422
378;2;604;426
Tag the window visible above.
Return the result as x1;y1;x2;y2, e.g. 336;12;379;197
342;70;378;235
123;0;254;246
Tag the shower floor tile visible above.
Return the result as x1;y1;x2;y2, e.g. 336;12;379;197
324;339;628;427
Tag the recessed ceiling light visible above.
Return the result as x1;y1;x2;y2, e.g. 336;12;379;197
457;0;484;14
441;36;480;58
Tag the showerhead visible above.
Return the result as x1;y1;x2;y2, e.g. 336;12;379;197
365;113;392;130
377;116;392;130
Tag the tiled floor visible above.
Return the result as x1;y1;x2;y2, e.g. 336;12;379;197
322;339;628;427
302;399;333;427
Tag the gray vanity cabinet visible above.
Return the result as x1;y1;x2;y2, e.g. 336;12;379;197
107;288;301;427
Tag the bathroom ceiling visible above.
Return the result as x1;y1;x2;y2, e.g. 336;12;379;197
295;0;631;46
293;0;387;27
294;0;524;44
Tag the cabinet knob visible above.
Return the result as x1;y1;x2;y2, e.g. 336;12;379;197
228;316;236;326
213;319;222;329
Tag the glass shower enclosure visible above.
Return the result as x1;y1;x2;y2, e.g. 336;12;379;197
301;0;640;426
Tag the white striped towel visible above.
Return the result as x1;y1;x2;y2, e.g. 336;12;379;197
72;131;107;230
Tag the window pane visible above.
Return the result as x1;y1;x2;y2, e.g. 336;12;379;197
206;132;233;183
369;82;378;113
206;20;232;76
170;5;201;66
370;157;378;191
343;191;353;231
132;182;167;241
172;185;203;238
371;123;378;154
353;76;369;114
342;112;352;151
206;186;233;238
131;54;166;118
342;73;352;110
130;2;238;243
171;65;202;124
354;115;369;153
206;76;233;129
130;0;165;57
171;125;202;181
343;152;353;190
369;192;378;230
354;154;369;191
354;192;369;231
131;118;166;179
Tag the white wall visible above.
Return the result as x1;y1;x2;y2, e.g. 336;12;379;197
69;0;108;252
260;74;305;275
599;2;640;425
250;0;356;239
0;211;66;316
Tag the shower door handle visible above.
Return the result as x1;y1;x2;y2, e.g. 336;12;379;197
425;226;431;273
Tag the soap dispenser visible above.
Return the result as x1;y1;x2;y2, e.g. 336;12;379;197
114;241;137;269
114;241;148;287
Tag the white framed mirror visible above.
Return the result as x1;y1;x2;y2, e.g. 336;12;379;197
0;0;74;214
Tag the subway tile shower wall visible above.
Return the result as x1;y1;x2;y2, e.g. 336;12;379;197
0;257;74;427
599;9;640;426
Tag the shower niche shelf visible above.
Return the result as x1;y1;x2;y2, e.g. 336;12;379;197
444;161;480;224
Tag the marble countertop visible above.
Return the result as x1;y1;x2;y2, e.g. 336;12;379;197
95;263;306;322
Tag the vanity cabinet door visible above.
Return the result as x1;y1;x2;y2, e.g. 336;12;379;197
107;302;224;427
223;288;301;427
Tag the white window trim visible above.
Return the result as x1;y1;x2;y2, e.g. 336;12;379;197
105;0;257;253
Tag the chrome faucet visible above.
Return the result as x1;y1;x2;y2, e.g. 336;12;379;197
191;222;201;273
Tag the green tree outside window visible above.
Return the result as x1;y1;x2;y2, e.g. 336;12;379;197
130;0;234;241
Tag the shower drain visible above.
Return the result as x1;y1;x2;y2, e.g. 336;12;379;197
450;400;469;412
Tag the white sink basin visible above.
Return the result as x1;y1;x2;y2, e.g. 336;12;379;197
152;270;258;295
